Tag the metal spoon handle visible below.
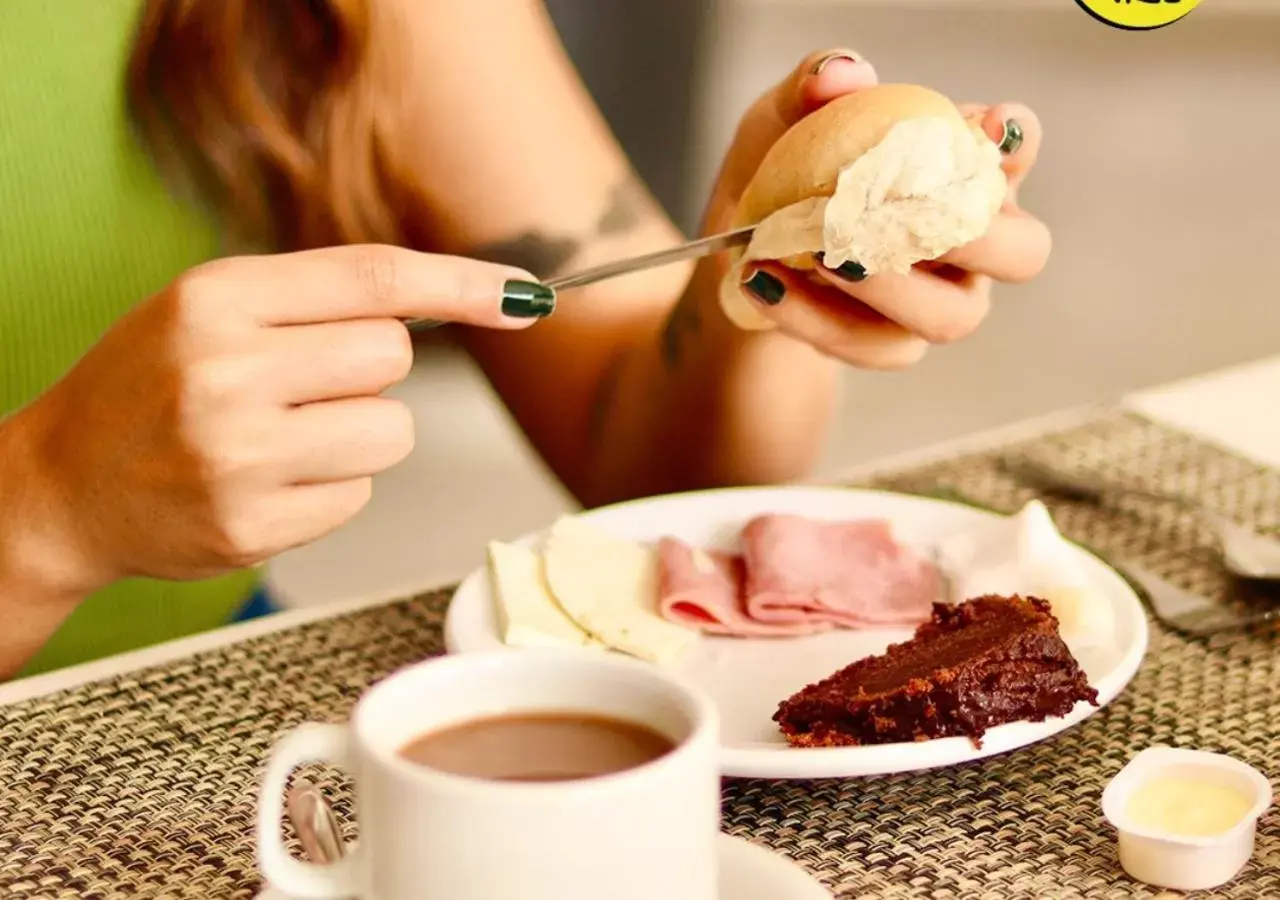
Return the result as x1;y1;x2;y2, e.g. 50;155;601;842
286;778;346;865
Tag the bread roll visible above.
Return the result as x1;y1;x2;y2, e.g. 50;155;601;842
720;83;1008;330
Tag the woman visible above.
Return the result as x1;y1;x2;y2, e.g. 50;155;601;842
0;0;1050;679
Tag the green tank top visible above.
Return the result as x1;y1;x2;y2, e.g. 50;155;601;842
1;2;258;676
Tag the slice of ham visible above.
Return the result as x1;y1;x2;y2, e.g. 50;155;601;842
656;537;831;637
741;514;938;627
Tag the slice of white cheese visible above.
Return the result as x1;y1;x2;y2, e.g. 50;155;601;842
541;516;699;666
487;540;598;650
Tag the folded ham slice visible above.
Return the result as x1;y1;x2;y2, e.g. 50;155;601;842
742;514;938;627
656;538;831;637
657;514;938;637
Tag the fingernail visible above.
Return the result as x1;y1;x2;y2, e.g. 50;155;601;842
817;253;867;282
998;118;1024;155
501;280;556;318
742;269;785;306
811;51;858;76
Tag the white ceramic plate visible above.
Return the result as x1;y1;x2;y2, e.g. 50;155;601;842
254;832;831;900
445;487;1148;780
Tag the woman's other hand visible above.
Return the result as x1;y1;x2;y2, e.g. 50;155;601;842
10;245;553;593
703;50;1052;369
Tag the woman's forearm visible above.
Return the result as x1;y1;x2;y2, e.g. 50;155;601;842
0;407;89;679
581;259;842;507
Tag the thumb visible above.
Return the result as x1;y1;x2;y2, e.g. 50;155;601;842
704;49;879;233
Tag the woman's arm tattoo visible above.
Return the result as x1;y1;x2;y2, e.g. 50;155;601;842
466;175;653;279
596;179;648;237
659;292;701;368
467;233;580;280
466;174;698;372
587;351;626;439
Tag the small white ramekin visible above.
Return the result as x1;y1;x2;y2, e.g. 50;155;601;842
1102;746;1274;891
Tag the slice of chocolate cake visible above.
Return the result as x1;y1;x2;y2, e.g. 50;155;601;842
774;595;1099;748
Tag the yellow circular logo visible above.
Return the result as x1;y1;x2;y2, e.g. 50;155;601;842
1075;0;1201;30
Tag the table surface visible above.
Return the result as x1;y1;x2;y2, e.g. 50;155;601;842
2;353;1277;708
3;366;1278;899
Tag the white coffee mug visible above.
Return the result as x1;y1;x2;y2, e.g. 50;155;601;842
257;649;721;900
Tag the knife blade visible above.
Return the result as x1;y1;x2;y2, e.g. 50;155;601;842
406;224;756;333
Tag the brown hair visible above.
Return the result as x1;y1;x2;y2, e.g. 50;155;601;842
126;0;426;251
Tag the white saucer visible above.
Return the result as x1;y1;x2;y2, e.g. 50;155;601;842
255;832;831;899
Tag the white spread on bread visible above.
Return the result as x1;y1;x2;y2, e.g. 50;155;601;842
743;116;1006;276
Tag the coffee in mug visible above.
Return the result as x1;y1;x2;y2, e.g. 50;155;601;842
398;711;675;782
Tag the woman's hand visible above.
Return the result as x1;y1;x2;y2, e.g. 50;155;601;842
701;49;1052;369
9;245;553;594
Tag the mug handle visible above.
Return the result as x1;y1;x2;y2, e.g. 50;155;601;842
257;723;362;898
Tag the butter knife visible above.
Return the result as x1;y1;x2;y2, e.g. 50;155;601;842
406;225;755;333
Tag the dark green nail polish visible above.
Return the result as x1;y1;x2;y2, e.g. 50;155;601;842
818;253;867;282
743;270;785;306
999;119;1024;155
501;280;556;318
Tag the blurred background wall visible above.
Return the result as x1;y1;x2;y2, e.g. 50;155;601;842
267;1;1280;607
542;0;705;232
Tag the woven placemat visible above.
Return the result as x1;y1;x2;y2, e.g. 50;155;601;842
1;411;1276;899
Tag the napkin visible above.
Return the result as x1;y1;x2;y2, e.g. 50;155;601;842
936;500;1116;647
